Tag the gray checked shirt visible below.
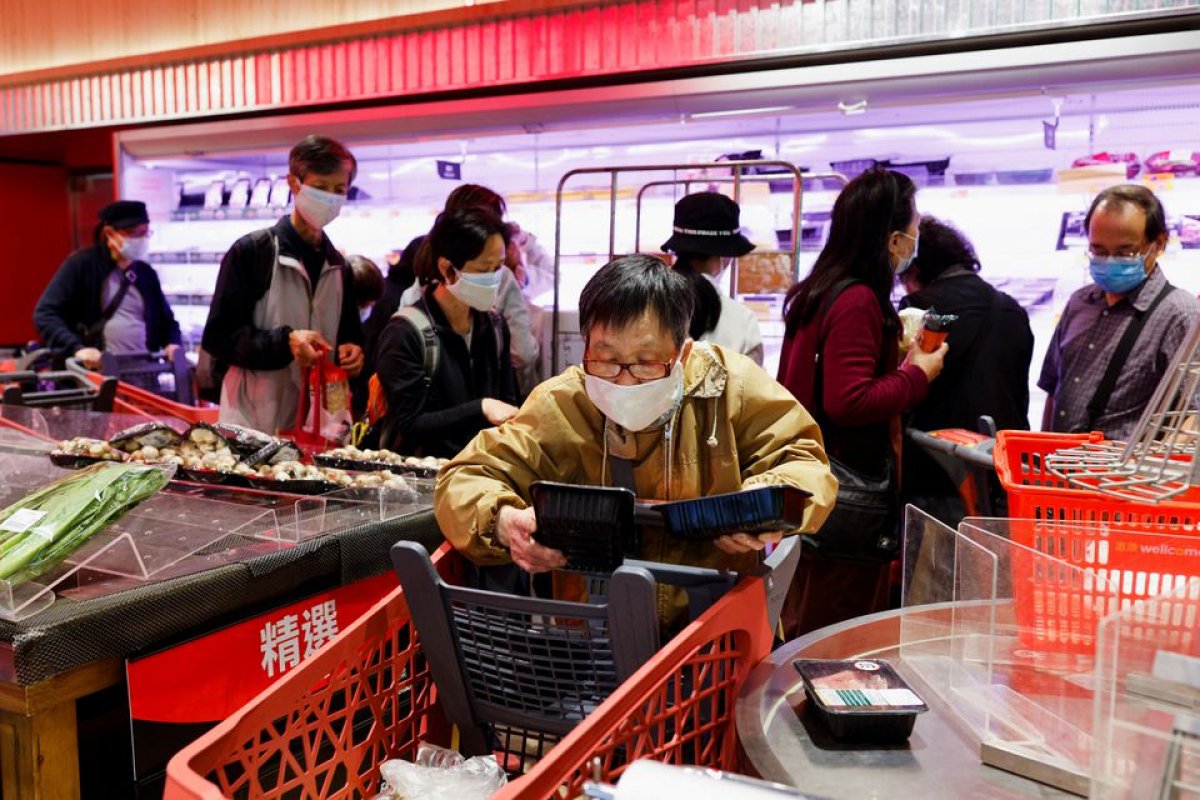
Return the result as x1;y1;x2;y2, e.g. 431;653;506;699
1039;266;1199;441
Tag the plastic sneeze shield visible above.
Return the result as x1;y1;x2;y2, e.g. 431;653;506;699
1092;576;1200;799
957;516;1128;796
899;505;1000;739
291;479;433;541
0;452;283;621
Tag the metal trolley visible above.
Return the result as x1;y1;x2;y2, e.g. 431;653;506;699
549;160;842;373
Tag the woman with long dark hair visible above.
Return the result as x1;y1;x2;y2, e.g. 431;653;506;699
662;192;763;365
776;167;947;636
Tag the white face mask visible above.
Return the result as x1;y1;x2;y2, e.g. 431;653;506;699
119;235;150;264
294;185;345;230
446;269;501;311
584;360;684;432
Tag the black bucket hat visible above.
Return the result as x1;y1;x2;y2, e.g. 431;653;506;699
661;192;755;257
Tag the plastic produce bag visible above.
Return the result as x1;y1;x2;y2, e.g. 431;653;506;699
373;742;506;800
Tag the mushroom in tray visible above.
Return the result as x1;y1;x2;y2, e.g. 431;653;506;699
58;437;127;461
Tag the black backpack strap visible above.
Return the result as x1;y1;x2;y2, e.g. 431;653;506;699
1084;282;1173;430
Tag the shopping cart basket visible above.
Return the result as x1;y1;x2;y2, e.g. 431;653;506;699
1;368;118;410
71;358;218;424
163;543;463;800
493;575;774;799
994;430;1200;655
99;350;194;404
391;541;754;768
166;541;786;799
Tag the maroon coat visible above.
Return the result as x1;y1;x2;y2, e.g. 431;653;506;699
777;284;928;474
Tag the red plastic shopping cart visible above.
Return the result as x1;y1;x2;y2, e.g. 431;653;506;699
163;550;773;799
163;544;463;799
994;431;1200;655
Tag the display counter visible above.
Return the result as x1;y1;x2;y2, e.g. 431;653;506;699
736;604;1075;800
0;409;443;799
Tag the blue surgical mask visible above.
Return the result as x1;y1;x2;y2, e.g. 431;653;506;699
1089;253;1149;295
895;231;919;274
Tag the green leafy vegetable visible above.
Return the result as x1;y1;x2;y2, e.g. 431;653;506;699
0;462;170;586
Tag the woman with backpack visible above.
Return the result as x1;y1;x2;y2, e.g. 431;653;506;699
776;167;947;636
372;207;520;458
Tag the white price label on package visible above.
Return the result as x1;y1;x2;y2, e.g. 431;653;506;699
816;687;924;707
1;508;47;534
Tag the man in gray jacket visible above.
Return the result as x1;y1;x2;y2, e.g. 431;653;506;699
202;135;364;434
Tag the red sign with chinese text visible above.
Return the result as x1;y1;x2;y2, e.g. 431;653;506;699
127;570;398;724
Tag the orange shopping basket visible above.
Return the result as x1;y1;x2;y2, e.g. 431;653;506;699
994;431;1200;655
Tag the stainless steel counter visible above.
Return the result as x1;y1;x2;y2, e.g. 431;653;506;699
736;606;1075;799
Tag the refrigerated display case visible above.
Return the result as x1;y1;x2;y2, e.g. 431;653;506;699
116;76;1200;396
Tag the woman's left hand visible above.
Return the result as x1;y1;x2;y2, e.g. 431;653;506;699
713;531;783;555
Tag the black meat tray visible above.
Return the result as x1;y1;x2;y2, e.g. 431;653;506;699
245;475;340;495
312;454;438;478
529;481;637;573
794;659;927;742
639;485;811;541
48;452;121;469
177;468;253;489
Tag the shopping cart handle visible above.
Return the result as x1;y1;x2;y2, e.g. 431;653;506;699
905;427;996;469
622;559;735;588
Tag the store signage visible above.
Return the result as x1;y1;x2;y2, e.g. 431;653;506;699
126;570;398;785
437;160;463;180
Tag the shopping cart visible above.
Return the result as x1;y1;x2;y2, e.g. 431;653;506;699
391;540;766;768
165;542;784;798
0;367;117;410
905;425;1000;521
99;350;195;404
70;357;218;424
493;574;774;799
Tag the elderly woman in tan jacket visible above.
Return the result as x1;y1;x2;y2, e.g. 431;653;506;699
434;254;837;617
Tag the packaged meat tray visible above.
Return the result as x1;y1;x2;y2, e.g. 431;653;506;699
794;659;928;742
529;481;637;573
641;485;811;541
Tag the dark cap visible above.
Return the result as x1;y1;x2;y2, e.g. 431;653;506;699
98;200;149;230
661;192;755;257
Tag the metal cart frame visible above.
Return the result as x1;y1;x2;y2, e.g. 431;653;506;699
550;160;808;374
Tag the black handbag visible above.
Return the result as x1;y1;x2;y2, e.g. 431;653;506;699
806;455;900;562
802;280;901;563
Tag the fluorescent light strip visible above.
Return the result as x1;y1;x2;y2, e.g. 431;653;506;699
689;105;793;119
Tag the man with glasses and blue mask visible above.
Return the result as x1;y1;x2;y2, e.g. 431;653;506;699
1040;185;1198;440
35;200;181;370
433;254;837;620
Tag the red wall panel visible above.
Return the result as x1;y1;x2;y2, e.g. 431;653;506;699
0;163;71;344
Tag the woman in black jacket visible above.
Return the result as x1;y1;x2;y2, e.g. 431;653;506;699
374;207;519;458
899;215;1034;520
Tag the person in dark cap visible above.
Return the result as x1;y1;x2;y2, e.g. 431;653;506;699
34;199;181;369
662;192;764;365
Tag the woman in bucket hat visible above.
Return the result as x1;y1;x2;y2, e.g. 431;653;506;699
662;192;764;366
